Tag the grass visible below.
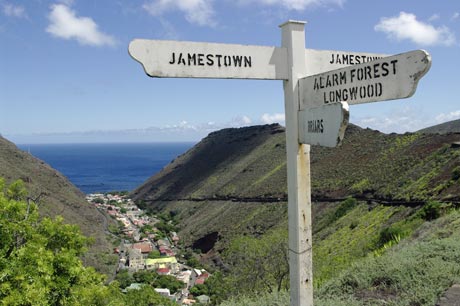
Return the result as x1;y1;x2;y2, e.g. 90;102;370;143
219;209;460;306
313;203;400;286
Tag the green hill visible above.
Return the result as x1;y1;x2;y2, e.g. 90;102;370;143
0;136;117;276
131;124;460;253
131;123;460;305
132;123;460;203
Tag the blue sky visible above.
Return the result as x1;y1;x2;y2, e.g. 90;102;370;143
1;0;459;143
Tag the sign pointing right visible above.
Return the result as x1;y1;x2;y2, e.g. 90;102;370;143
299;50;431;109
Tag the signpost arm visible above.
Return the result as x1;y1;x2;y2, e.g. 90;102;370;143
280;21;313;306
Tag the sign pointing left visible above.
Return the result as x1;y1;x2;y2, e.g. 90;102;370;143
128;39;289;80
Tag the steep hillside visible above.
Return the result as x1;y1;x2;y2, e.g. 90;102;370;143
418;119;460;134
131;123;460;304
0;136;117;275
131;123;460;270
132;124;460;204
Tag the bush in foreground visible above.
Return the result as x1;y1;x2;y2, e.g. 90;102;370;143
0;178;174;306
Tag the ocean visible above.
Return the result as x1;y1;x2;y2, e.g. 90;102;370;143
18;143;194;194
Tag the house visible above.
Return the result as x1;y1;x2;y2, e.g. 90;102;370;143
154;288;176;301
128;248;144;272
196;295;210;304
159;246;175;257
123;283;143;292
182;298;196;305
132;242;153;258
176;270;192;286
145;257;179;274
157;268;170;275
195;272;210;285
170;232;180;244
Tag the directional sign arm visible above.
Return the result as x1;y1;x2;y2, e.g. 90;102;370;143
128;39;289;80
298;102;349;147
299;50;431;108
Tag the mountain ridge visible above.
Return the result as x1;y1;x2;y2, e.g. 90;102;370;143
418;118;460;134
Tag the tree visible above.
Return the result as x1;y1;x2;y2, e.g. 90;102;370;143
148;250;162;259
93;197;104;204
133;270;158;285
0;180;109;305
124;285;176;306
153;275;184;294
224;228;289;295
0;179;174;306
115;270;135;289
6;179;27;200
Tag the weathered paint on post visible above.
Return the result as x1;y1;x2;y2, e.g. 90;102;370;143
280;20;313;306
299;50;431;108
304;49;389;75
299;102;349;147
128;39;289;80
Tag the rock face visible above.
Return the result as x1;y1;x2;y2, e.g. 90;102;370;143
0;136;115;275
437;284;460;306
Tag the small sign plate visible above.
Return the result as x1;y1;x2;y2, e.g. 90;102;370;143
298;102;349;147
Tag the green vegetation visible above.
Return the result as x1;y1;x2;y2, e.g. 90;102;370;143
116;269;183;294
452;166;460;181
0;179;174;306
224;229;289;295
124;124;460;305
220;208;460;306
418;200;443;221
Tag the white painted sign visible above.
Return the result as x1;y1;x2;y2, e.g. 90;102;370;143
305;49;389;75
128;39;288;80
299;50;431;109
299;102;349;147
129;23;432;306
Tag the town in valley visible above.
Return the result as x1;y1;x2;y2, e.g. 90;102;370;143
86;193;211;305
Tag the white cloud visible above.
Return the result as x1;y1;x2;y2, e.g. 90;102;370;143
46;4;116;47
243;0;344;11
375;12;456;46
452;12;460;21
352;106;428;134
58;0;75;5
428;14;439;22
143;0;216;26
2;3;26;18
260;113;285;125
231;115;252;126
353;108;460;134
435;110;460;123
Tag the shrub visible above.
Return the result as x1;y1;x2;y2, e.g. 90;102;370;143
334;197;358;220
419;201;442;221
377;226;403;248
452;166;460;181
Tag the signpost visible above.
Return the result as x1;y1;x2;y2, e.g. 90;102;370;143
128;21;431;306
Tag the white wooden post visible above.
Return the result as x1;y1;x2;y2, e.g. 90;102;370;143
280;21;313;306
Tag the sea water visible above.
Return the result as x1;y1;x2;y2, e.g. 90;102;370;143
18;143;194;194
